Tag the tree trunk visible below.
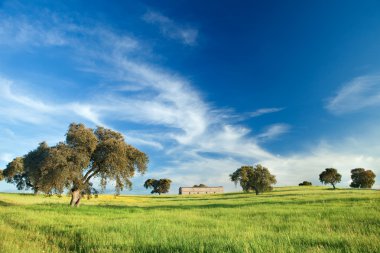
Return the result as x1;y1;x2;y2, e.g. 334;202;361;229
332;183;336;190
70;189;82;207
254;187;259;195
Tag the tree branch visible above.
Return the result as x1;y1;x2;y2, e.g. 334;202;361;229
83;169;100;184
82;167;96;182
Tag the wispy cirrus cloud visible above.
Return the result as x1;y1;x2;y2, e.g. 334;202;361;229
249;107;284;117
143;11;198;45
215;107;284;122
326;75;380;114
0;78;104;126
257;123;290;140
0;12;69;47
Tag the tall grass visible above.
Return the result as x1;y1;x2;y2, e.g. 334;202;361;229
0;187;379;252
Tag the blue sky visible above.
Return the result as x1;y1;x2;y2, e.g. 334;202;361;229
0;0;379;193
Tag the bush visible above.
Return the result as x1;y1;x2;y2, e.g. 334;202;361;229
193;184;207;187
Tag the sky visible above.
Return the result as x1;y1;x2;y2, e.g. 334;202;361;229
0;0;379;194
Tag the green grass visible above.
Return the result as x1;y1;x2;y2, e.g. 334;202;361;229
0;187;379;253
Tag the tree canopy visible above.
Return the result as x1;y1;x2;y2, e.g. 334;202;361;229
2;123;148;206
319;168;341;189
230;164;276;195
230;166;253;192
3;156;31;191
350;168;376;189
144;178;172;195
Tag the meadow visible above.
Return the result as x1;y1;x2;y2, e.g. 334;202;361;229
0;186;379;253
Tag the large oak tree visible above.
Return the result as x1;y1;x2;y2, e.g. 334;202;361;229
2;123;148;207
230;164;277;195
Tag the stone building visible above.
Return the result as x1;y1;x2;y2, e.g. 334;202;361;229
179;186;223;195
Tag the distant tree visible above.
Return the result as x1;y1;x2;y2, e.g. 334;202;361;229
319;168;341;189
350;168;376;189
2;123;148;207
230;164;277;195
193;184;207;187
144;179;172;195
299;181;312;186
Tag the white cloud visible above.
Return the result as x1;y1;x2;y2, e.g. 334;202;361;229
124;135;164;150
143;11;198;45
250;107;284;117
262;145;380;188
0;78;53;112
257;124;290;140
326;75;380;114
194;124;275;160
67;103;104;127
0;153;13;164
0;78;105;127
0;13;69;47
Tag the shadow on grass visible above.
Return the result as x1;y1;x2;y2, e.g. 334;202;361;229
158;190;363;202
74;196;374;212
22;191;377;213
0;200;14;206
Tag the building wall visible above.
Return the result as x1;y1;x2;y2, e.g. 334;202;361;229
179;187;223;195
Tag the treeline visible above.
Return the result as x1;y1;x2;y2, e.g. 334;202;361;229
230;165;376;194
140;166;377;196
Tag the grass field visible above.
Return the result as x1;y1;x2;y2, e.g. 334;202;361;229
0;187;379;253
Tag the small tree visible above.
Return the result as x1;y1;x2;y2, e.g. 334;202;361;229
230;164;276;195
299;181;312;186
144;178;172;195
350;168;376;189
193;184;207;187
319;168;341;189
